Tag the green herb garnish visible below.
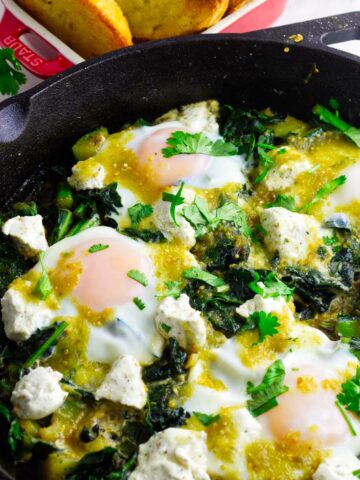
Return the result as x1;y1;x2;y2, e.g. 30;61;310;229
162;182;185;226
300;175;347;214
127;269;148;287
23;321;68;369
182;267;225;288
128;203;153;227
353;468;360;478
265;195;297;212
193;412;221;426
337;368;360;416
313;104;360;148
249;272;294;301
0;403;22;455
156;281;183;299
88;244;109;253
133;297;145;310
162;131;237;158
161;323;171;333
34;252;53;300
335;400;357;436
242;311;280;345
0;48;26;95
247;359;289;417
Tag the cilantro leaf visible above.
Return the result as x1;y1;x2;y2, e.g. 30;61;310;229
337;368;360;416
249;272;294;301
182;197;251;237
353;468;360;478
323;234;338;246
247;359;289;417
127;269;148;287
128;203;153;227
34;252;53;300
0;48;27;96
301;176;347;214
265;195;297;212
313;104;360;147
156;281;183;299
182;267;225;288
254;145;275;183
133;297;145;310
160;323;171;333
242;311;280;345
162;182;185;226
193;412;220;426
88;244;109;253
162;131;237;158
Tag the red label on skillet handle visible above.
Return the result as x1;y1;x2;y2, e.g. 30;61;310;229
0;7;74;78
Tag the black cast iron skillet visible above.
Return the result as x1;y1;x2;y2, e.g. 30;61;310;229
0;11;360;480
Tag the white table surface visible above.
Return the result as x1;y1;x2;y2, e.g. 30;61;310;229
0;0;359;101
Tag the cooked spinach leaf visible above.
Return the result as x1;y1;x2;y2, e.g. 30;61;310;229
0;402;22;456
122;227;166;243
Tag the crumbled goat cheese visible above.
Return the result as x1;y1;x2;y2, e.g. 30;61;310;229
68;159;105;190
95;355;147;409
129;428;210;480
313;453;360;480
1;287;53;343
236;294;291;318
2;215;48;258
155;100;220;135
11;367;67;419
264;158;311;192
261;207;321;263
153;187;196;248
155;294;206;351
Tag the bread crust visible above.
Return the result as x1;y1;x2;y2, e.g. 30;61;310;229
227;0;252;14
16;0;132;58
115;0;229;41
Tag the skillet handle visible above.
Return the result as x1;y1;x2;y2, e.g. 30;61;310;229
243;12;360;53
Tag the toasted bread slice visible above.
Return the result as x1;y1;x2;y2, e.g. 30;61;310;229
227;0;252;14
16;0;132;58
115;0;229;41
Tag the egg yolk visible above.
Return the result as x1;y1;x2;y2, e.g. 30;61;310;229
137;127;211;187
266;365;348;447
54;236;153;312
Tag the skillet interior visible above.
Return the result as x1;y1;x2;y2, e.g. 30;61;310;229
0;11;360;480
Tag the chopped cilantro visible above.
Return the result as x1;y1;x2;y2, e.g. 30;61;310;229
34;252;53;300
133;297;145;310
182;267;225;288
247;359;289;417
128;203;153;227
335;400;357;436
193;412;220;426
353;468;360;478
162;131;237;158
242;311;280;345
156;281;183;299
265;195;297;212
337;368;360;416
301;175;347;214
162;182;185;226
323;234;338;246
127;269;148;287
88;244;109;253
254;145;275;183
182;197;252;237
161;323;171;334
0;48;27;95
249;272;294;301
313;104;360;148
